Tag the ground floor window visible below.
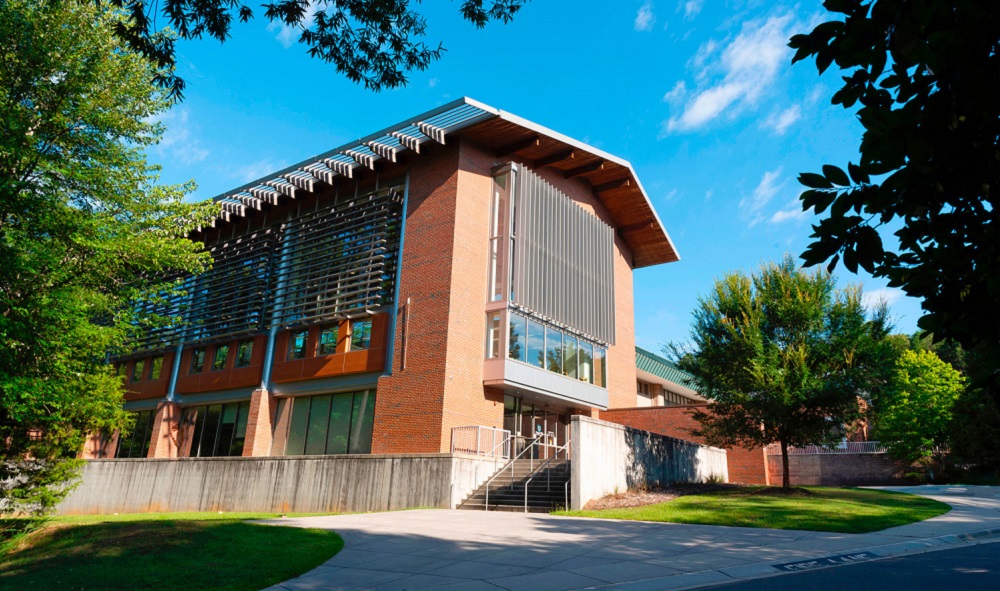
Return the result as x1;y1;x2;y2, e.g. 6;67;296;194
115;409;156;458
283;390;376;455
182;401;250;457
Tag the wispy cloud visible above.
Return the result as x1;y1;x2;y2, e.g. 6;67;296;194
740;168;785;227
268;1;318;48
684;0;703;19
231;159;284;184
635;1;656;32
152;108;209;165
862;288;905;310
769;200;809;224
761;104;802;135
427;77;439;88
663;81;687;105
665;11;797;132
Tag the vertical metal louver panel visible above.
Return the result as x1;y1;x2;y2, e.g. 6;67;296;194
184;228;278;343
272;185;403;327
512;167;616;344
128;275;190;352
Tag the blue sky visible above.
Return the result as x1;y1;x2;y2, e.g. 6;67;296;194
152;0;925;352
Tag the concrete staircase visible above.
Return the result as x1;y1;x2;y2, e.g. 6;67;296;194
458;459;571;513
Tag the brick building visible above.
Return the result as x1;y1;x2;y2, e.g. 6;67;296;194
87;98;712;466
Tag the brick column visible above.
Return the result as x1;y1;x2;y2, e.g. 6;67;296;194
147;401;181;458
242;388;276;457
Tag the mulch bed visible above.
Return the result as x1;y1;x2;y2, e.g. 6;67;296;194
583;482;749;510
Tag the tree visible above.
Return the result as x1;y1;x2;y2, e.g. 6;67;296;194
678;256;890;488
877;349;964;474
103;0;530;98
910;332;966;376
0;0;214;515
789;1;999;363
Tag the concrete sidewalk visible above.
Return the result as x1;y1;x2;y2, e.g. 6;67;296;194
259;485;1000;591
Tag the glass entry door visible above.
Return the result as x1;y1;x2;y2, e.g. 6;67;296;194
503;395;569;458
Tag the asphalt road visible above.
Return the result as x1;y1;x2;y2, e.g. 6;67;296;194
703;542;1000;591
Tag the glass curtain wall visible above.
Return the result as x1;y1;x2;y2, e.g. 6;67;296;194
283;390;376;455
182;401;250;457
115;409;156;458
506;311;607;388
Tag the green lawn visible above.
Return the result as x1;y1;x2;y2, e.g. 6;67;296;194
554;487;950;533
0;512;343;591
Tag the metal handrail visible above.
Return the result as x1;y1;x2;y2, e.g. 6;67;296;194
484;435;543;511
524;439;571;513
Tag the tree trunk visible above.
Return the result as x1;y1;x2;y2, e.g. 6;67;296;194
780;439;790;489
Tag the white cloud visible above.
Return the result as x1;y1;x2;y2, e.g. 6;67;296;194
684;0;703;19
663;81;687;105
769;202;809;224
635;2;656;32
740;168;785;226
231;160;284;184
152;108;209;165
268;1;318;48
666;11;797;132
761;104;802;135
862;288;905;310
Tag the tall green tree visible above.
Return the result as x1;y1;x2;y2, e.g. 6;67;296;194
0;0;214;515
877;349;964;473
102;0;530;98
679;256;890;488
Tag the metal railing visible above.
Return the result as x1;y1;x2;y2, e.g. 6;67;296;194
523;439;571;513
485;435;544;511
764;441;889;455
450;426;511;459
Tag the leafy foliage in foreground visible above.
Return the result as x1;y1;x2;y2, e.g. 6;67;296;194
103;0;531;98
0;0;214;515
556;487;950;534
677;256;890;488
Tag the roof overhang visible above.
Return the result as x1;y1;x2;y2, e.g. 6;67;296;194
203;97;679;268
635;368;706;403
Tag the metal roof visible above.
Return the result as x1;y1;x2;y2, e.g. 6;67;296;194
203;97;679;268
635;346;701;395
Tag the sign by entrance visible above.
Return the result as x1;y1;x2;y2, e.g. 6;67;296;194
774;551;877;572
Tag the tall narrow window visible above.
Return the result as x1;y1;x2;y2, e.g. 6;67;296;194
545;326;563;374
488;171;511;302
318;326;339;355
579;342;594;383
527;320;545;368
131;359;145;383
350;320;372;350
594;347;607;388
190;348;206;373
115;410;156;458
282;391;377;456
235;340;253;368
508;313;527;363
288;330;308;359
212;345;229;371
149;356;163;380
563;335;578;379
486;313;502;359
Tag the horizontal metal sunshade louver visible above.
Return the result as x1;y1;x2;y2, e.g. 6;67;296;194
271;185;403;327
512;167;616;344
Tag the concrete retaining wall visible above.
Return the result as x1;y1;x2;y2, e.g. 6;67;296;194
767;453;907;486
58;453;497;515
570;415;728;510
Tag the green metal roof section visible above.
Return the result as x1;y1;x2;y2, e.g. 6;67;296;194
635;346;697;391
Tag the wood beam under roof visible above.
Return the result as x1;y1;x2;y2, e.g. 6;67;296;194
534;149;575;169
495;135;540;157
564;159;604;179
592;177;631;193
617;219;655;233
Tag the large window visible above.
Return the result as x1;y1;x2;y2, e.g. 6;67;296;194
284;391;376;455
350;320;372;350
488;171;512;302
183;402;249;457
115;410;156;458
318;326;339;355
288;330;308;359
486;313;502;358
212;345;229;371
507;311;607;388
235;340;253;368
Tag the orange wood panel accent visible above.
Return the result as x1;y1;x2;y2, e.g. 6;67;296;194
271;313;389;383
123;352;175;401
173;335;267;395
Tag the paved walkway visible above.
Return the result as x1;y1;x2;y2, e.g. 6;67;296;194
260;485;1000;591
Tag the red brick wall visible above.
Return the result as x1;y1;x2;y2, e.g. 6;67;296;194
768;453;907;486
600;405;770;485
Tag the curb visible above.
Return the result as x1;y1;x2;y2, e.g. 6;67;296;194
588;527;1000;591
